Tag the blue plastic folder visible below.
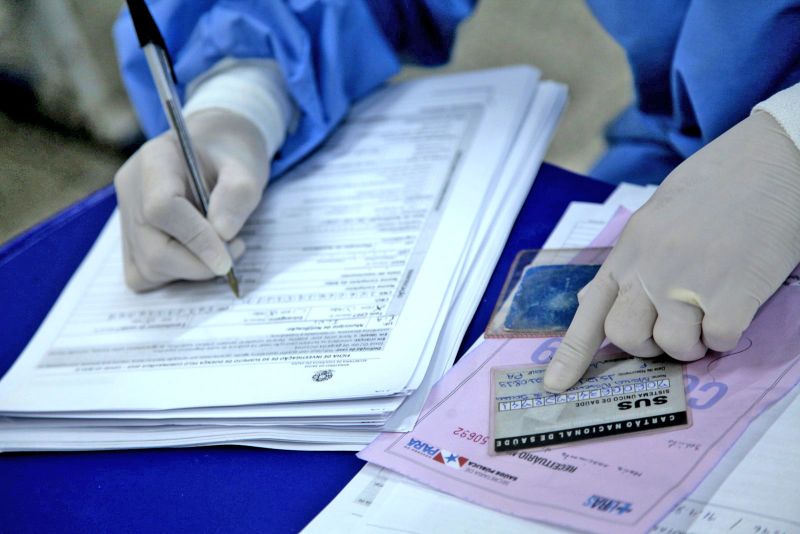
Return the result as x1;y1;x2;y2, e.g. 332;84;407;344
0;164;612;533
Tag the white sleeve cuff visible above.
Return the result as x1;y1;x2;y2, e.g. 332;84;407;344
183;57;297;160
753;82;800;150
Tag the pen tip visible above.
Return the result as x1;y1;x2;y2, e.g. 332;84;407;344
226;270;240;298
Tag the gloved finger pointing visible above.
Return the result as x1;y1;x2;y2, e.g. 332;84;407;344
544;272;618;392
652;301;707;361
208;163;266;241
604;281;662;357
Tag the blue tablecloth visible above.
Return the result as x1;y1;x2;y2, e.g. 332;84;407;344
0;163;612;533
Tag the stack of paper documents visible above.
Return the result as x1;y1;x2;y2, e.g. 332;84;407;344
0;66;567;452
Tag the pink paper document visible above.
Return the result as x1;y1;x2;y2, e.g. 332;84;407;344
359;273;800;533
588;205;631;248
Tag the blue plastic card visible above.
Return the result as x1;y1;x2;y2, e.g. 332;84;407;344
485;248;610;338
503;264;600;333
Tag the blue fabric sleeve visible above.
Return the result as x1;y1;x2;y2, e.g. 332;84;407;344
113;0;475;177
588;0;800;185
668;1;800;153
586;1;690;118
365;0;475;66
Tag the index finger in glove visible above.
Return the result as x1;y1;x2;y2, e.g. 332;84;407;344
140;157;232;276
142;194;233;276
543;269;618;392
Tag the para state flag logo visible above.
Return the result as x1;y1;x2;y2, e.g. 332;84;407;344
432;450;468;469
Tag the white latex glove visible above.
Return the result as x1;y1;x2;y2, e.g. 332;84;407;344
544;110;800;392
114;110;269;291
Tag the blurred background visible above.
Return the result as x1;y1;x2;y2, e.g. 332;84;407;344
0;0;631;245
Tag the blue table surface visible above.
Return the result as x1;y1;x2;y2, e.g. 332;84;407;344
0;163;612;533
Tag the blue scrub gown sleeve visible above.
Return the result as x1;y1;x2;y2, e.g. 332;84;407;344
365;0;475;66
113;0;475;177
587;0;800;185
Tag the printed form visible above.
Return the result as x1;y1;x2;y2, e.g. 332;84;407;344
0;67;541;412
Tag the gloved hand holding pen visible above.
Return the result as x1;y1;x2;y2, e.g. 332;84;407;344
544;109;800;392
114;109;268;291
114;57;294;292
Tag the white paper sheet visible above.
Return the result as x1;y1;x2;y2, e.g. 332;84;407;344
383;81;567;431
542;202;619;249
602;183;657;212
542;182;656;250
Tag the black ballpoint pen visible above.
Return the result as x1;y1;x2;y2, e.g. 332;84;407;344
125;0;240;297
